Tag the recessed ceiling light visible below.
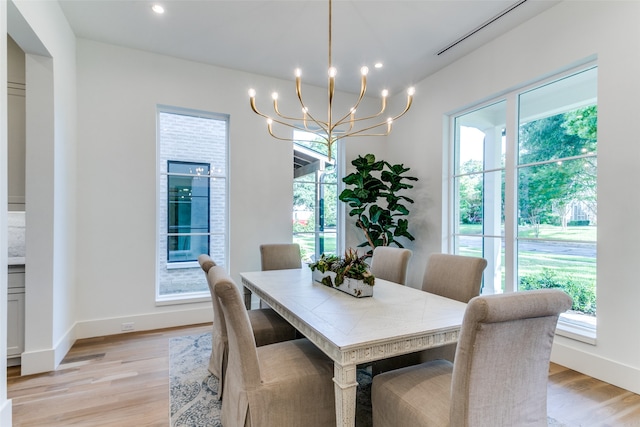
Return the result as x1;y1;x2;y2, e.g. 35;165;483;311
374;63;383;69
152;4;165;14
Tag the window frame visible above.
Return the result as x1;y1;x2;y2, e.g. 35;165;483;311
448;62;598;344
292;131;345;263
156;105;229;304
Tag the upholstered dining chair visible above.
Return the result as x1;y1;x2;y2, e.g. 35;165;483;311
369;246;413;285
199;256;297;400
372;253;487;374
421;253;488;304
257;243;303;309
213;269;336;427
260;243;303;271
372;289;572;427
417;253;488;362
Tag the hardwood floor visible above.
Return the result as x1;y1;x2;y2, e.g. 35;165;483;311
7;323;640;426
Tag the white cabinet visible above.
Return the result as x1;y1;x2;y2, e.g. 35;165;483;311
7;264;25;366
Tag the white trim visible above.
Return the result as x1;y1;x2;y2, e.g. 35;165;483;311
74;307;212;340
155;104;230;302
551;339;640;395
0;399;12;427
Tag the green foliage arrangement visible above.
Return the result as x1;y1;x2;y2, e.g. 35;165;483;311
308;248;375;288
339;154;418;256
519;268;596;315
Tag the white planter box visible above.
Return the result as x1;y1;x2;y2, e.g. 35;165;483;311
311;270;374;298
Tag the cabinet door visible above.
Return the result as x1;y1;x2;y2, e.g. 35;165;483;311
7;292;25;358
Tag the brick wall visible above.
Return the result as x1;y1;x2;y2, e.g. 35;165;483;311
157;109;228;295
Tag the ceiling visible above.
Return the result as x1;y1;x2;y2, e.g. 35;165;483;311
57;0;560;96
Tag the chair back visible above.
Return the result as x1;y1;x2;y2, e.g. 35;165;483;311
421;253;487;303
450;289;572;426
198;253;216;273
206;265;229;341
213;275;263;390
370;246;412;285
260;243;302;271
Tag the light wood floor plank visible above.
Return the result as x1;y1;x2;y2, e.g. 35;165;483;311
7;323;640;426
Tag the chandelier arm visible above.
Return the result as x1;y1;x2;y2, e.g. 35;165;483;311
344;130;391;138
332;73;368;128
338;97;391;125
295;75;330;133
347;93;413;126
272;99;307;122
302;109;331;134
268;116;325;137
249;99;278;122
343;122;392;138
343;96;412;137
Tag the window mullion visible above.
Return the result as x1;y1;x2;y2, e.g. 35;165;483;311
503;92;519;293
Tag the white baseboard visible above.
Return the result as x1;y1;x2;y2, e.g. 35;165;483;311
20;307;212;375
551;340;640;395
20;347;57;375
74;306;212;340
0;399;12;427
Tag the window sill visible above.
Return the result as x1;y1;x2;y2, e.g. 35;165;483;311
555;312;596;345
156;292;210;306
166;261;200;270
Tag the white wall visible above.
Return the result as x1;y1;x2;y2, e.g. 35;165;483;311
386;1;640;394
5;0;77;376
73;39;384;337
0;0;10;423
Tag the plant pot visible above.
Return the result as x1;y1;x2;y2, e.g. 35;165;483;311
312;270;374;298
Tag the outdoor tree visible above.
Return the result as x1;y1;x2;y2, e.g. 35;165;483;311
518;106;597;233
458;159;483;224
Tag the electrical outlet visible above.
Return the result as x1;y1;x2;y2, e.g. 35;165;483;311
121;322;135;331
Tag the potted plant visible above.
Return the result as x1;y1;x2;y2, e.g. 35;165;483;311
309;248;375;297
339;154;418;257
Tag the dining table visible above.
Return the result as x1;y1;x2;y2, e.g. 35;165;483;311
240;267;468;427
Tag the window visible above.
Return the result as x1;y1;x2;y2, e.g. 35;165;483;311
167;161;210;263
451;65;597;339
157;106;228;301
293;130;340;263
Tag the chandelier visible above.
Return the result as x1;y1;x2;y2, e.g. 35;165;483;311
248;0;415;160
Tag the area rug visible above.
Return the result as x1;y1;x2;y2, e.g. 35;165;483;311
169;333;566;427
169;333;373;427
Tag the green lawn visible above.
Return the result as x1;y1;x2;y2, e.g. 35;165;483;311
294;234;337;262
458;223;596;241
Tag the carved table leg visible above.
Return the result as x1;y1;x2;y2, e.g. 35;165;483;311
333;363;359;427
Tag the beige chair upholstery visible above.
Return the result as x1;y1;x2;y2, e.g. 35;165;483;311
198;255;296;400
373;253;487;374
421;253;488;303
369;246;412;285
258;243;302;309
372;289;572;427
213;271;336;427
198;253;216;273
260;243;303;271
418;253;488;362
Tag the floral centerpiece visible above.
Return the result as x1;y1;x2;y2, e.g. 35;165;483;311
308;248;375;297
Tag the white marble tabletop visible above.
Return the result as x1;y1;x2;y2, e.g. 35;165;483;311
240;268;467;427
